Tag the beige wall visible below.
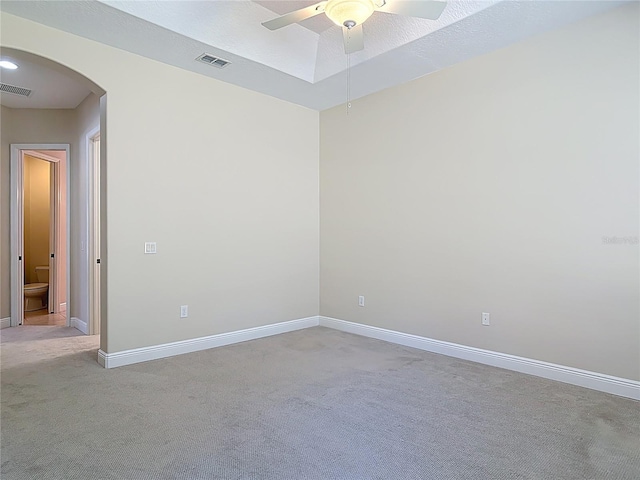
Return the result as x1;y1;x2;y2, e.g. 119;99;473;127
23;154;50;284
320;5;639;380
1;13;320;352
2;5;636;382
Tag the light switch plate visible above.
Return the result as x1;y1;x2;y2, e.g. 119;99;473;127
144;242;157;254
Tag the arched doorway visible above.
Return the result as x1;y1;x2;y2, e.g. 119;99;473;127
2;48;107;360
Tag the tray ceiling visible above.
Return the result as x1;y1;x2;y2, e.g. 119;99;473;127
0;1;628;110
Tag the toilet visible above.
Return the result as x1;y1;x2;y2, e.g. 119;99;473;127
24;266;49;312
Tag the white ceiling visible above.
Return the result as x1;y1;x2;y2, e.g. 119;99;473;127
0;0;628;110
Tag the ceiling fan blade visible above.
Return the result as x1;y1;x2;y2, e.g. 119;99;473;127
261;2;327;30
378;0;446;20
343;24;364;54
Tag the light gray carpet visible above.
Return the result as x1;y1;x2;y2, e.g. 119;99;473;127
1;326;639;480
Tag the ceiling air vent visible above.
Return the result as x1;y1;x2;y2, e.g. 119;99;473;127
196;53;231;69
0;83;32;98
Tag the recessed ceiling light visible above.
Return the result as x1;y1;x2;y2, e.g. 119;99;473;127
0;60;18;70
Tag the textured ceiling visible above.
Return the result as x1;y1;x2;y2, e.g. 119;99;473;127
0;1;629;110
0;55;91;109
101;0;499;83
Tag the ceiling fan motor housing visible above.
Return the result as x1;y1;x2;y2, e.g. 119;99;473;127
325;0;376;27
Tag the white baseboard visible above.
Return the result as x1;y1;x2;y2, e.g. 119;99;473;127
319;316;640;401
0;317;10;329
60;302;67;312
71;317;88;334
92;313;639;400
97;350;106;368
98;316;320;369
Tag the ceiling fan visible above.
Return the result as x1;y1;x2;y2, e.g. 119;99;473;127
262;0;447;54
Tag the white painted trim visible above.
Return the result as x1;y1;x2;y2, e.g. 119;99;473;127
11;144;71;328
60;302;67;312
71;317;89;335
319;316;640;401
97;350;106;368
22;149;61;163
98;316;320;369
48;156;58;314
0;318;11;330
87;126;101;336
10;146;25;328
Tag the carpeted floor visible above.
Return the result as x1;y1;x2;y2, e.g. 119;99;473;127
1;326;639;480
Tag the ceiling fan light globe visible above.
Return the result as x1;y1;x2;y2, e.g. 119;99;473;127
325;0;375;27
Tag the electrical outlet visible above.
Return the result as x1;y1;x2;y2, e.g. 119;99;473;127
482;312;490;326
180;305;188;318
358;296;365;307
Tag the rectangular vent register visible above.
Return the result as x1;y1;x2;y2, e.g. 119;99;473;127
196;53;231;68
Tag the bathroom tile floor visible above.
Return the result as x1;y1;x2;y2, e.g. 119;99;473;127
23;310;67;326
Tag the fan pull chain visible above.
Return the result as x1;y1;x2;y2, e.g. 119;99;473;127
347;52;351;115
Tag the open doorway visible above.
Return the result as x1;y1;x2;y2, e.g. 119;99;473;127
2;48;106;363
22;149;67;326
10;136;102;335
10;145;70;328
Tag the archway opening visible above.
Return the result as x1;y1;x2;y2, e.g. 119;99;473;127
2;47;108;357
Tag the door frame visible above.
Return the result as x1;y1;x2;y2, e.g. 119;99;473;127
87;127;101;336
10;144;70;327
23;149;62;314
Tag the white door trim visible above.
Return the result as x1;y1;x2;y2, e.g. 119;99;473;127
87;127;101;336
10;147;25;327
22;149;61;164
48;158;57;313
22;149;62;313
10;144;70;327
